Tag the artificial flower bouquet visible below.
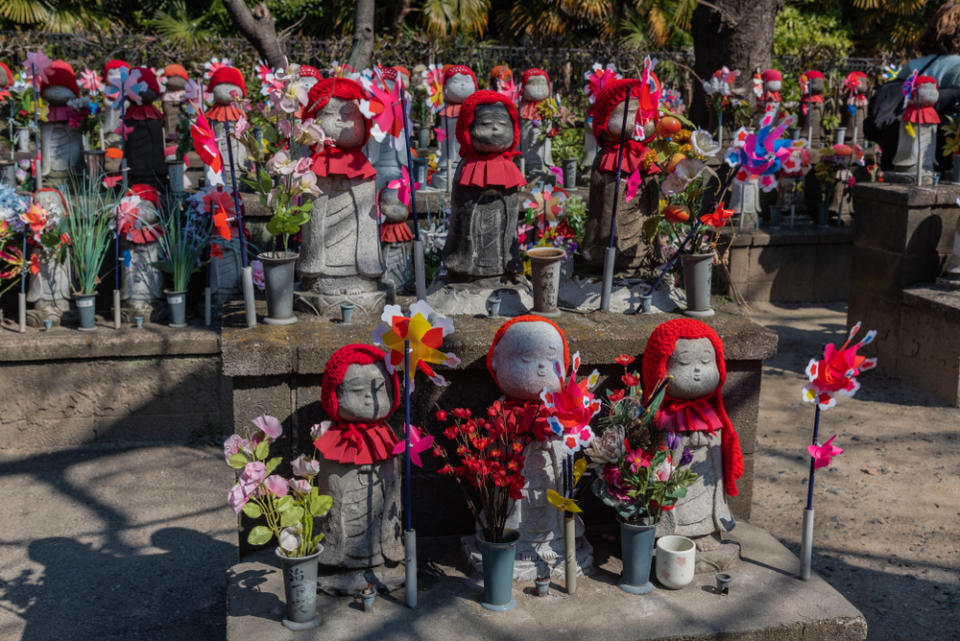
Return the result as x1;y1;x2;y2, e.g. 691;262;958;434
225;414;333;558
585;355;698;525
432;401;540;543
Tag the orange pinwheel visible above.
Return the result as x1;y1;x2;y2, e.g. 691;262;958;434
212;206;232;241
372;300;460;390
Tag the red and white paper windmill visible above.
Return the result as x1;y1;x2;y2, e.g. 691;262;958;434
802;322;877;410
359;76;404;146
584;62;620;104
540;352;602;453
421;64;444;114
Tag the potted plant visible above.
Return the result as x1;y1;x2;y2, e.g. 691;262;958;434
585;358;698;594
432;402;535;612
519;185;583;316
236;65;315;325
539;96;580;188
225;414;332;630
62;186;112;331
153;197;210;328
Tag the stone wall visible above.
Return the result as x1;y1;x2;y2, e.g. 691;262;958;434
892;287;960;407
849;183;960;375
720;227;854;302
0;325;229;449
221;305;777;538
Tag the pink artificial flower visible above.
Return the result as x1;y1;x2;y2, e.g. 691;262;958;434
291;454;320;478
252;414;282;440
808;434;843;469
227;484;250;514
602;464;631;501
292;156;312;177
297;119;327;147
240;461;267;485
251;260;265;290
223;434;251;463
626;448;651;473
232;113;250;139
262;474;289;498
266;150;295;175
293;172;321;198
653;452;674;481
288;478;311;496
227;461;268;514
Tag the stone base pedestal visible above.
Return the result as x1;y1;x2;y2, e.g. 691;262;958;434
121;301;169;324
883;169;936;185
558;276;681;314
689;532;742;574
426;276;533;317
295;277;386;318
317;562;405;596
461;533;593;582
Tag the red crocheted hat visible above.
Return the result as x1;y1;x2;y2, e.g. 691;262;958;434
207;66;246;97
392;65;411;78
804;70;824;80
127;183;159;207
486;315;570;391
916;75;938;87
761;69;782;82
520;68;550;91
489;65;513;83
443;64;477;88
103;59;130;81
41;60;78;95
0;62;12;89
163;64;188;81
320;344;401;422
378;65;398;81
299;65;322;80
132;66;161;97
303;77;371;144
641;318;743;496
590;78;646;141
455;89;520;156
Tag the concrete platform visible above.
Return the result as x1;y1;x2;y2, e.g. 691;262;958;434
226;522;866;641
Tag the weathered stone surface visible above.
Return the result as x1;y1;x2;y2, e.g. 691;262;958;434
896;286;960;407
226;521;867;641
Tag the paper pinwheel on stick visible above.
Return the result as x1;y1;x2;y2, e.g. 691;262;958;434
540;352;601;594
373;300;459;608
798;322;876;580
584;62;620;104
523;184;568;231
360;75;404;147
421;64;445;114
725;110;796;192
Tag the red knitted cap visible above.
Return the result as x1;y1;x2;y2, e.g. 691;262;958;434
455;89;520;156
132;66;161;97
641;318;742;496
917;75;938;87
443;64;477;88
590;78;647;141
321;344;400;423
302;77;370;145
392;65;411;78
761;69;782;82
127;183;159;207
207;66;246;97
0;62;12;89
520;68;550;91
164;64;188;81
299;65;322;80
41;60;78;95
378;65;398;81
804;70;824;80
103;59;130;81
490;65;513;83
486;315;570;393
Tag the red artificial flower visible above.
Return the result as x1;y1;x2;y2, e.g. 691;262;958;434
615;354;635;367
452;408;472;420
209;243;224;259
621;373;640;387
435;409;448;422
60;233;71;246
608;389;625;403
29;253;39;275
699;201;735;228
438;464;454;475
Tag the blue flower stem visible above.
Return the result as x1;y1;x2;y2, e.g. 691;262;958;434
805;404;821;511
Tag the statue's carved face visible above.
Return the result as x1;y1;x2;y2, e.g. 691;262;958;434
318;97;366;148
0;67;8;88
917;83;939;107
165;75;186;92
856;77;867;93
300;75;319;92
522;75;550;102
337;363;394;422
607;98;656;141
41;85;76;106
490;322;565;401
765;79;782;93
34;191;66;217
213;82;243;105
379;188;408;224
470;103;513;153
808;77;825;94
140;86;159;104
665;338;720;400
444;73;476;104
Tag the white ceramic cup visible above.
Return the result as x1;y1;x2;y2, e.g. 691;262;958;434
655;535;696;589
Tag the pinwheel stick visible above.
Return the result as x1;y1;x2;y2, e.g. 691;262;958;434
563;453;576;594
600;92;632;312
800;403;821;581
18;231;26;333
398;79;427;299
224;119;257;328
30;64;42;190
403;339;418;609
113;96;128;329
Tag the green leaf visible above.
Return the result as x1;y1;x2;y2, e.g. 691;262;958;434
280;505;304;527
242;501;262;519
643;215;661;245
312;533;325;546
265;456;282;475
276;495;295;512
247;525;273;546
254;439;270;460
309;493;333;517
228;453;248;469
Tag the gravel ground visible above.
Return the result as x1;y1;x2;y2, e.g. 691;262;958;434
738;302;960;641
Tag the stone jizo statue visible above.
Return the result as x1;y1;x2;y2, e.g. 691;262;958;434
893;75;940;183
518;68;554;178
125;67;167;188
799;70;825;148
39;61;84;185
432;65;477;189
205;66;248;187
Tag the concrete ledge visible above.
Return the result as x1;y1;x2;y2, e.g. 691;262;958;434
895;286;960;407
226;522;867;641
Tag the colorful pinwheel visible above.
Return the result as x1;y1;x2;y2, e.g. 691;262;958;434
203;57;231;81
79;69;103;95
421;64;444;114
703;67;739;97
373;300;460;390
724;111;796;192
808;435;843;470
584;62;620;104
540;352;602;454
390;426;434;467
23;51;52;83
386;167;420;208
360;76;404;145
106;67;145;110
523;184;568;226
191;111;223;176
802;321;877;410
497;76;520;104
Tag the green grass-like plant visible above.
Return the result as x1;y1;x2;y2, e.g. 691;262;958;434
62;181;115;296
154;193;211;293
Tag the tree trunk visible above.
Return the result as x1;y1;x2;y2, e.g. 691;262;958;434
690;0;783;128
392;0;413;31
222;0;285;69
348;0;376;71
